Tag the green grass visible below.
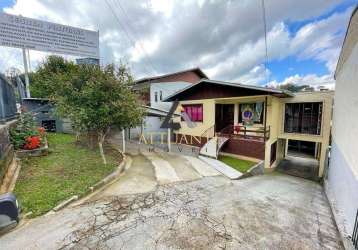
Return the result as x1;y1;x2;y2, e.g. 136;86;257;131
218;155;256;173
14;133;120;217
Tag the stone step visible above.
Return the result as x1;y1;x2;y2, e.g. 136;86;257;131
0;157;20;193
198;156;243;180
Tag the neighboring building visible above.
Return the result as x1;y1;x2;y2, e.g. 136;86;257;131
165;79;333;179
76;57;100;65
325;6;358;247
131;68;207;139
22;98;73;133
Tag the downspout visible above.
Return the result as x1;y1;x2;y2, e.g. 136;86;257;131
264;96;268;141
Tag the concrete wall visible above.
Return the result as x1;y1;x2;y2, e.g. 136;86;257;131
326;42;358;237
0;120;16;186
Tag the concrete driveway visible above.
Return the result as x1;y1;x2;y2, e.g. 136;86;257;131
0;164;342;250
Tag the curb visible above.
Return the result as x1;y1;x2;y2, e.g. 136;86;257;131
238;161;264;179
49;148;128;213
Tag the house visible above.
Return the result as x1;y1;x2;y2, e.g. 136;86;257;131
165;79;333;179
22;98;73;133
130;68;207;139
325;6;358;247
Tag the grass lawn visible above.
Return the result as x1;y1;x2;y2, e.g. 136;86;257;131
219;155;256;173
14;133;121;217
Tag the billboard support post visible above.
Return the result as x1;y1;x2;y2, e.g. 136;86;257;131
22;48;30;98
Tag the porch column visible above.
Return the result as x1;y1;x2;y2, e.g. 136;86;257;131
234;103;239;125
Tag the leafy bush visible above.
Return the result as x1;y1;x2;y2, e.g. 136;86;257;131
10;113;40;150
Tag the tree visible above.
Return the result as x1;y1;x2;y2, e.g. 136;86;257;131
29;56;77;98
30;56;144;164
55;63;144;164
278;83;311;92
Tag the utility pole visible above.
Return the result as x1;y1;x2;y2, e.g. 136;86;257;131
22;48;31;98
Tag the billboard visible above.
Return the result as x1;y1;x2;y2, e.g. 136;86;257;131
0;12;99;58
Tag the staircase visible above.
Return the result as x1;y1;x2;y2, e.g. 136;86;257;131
199;136;229;159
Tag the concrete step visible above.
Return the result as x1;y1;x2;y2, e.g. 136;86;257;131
183;156;221;177
142;151;180;184
198;156;243;180
158;153;202;181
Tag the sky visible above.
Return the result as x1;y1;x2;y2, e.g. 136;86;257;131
0;0;357;88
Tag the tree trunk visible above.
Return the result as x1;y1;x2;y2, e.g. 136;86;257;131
75;131;80;142
98;127;110;165
98;140;107;165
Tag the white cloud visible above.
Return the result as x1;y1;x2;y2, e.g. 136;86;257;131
268;74;335;89
0;0;353;87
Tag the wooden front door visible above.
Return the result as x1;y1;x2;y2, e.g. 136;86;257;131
215;104;234;132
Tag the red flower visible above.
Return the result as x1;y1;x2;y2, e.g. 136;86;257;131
24;136;41;150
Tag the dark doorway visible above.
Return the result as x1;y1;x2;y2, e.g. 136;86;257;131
215;104;234;132
287;140;316;158
42;120;56;132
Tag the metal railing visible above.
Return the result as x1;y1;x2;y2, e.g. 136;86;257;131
200;124;215;139
353;208;358;249
217;125;270;141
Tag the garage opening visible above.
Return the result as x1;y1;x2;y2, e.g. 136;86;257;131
277;139;320;181
287;140;316;158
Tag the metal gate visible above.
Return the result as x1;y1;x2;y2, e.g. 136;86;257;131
353;208;358;249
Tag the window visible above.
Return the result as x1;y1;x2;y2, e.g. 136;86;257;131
270;141;277;165
182;104;203;122
238;102;264;124
154;91;158;102
284;102;322;135
160;91;163;101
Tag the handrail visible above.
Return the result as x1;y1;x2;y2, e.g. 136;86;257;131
200;124;215;139
217;124;270;140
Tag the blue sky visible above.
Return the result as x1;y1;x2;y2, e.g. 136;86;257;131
0;0;14;9
268;1;356;83
0;0;357;88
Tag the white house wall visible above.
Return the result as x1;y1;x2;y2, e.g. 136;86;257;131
326;42;358;237
150;81;192;111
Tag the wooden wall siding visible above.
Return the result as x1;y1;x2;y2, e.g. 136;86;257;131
154;71;203;84
222;137;265;160
174;133;208;147
174;83;269;101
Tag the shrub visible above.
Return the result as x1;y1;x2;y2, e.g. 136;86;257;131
10;113;41;150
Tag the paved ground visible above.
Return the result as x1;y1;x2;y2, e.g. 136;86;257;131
0;136;342;249
277;155;319;181
0;171;342;249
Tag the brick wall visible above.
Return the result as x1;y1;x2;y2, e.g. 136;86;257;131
222;137;265;160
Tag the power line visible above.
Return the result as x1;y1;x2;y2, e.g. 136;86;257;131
113;0;158;73
104;0;157;76
261;0;269;86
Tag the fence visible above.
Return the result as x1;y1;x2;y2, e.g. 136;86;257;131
0;74;17;123
353;208;358;249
